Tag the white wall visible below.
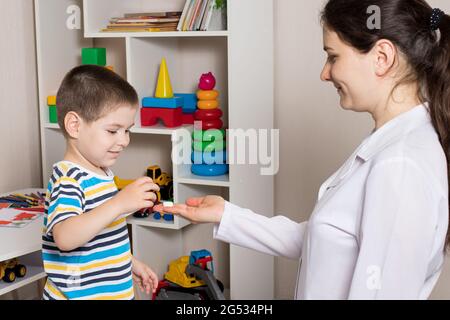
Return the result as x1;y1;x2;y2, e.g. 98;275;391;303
0;0;42;300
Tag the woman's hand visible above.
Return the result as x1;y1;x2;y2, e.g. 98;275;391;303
131;256;158;295
153;195;225;224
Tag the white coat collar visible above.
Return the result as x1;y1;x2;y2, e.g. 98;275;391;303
357;102;432;161
321;102;432;194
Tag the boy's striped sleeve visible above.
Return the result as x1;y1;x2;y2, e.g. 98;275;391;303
45;175;85;236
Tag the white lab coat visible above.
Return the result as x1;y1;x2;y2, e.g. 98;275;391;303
213;103;449;299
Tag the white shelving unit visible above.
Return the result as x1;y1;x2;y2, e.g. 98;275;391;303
35;0;274;299
0;189;46;297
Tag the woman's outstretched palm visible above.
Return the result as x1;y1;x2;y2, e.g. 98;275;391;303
153;195;225;224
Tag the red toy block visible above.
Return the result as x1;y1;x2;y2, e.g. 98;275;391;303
194;108;223;120
194;118;223;130
182;113;195;125
141;107;183;128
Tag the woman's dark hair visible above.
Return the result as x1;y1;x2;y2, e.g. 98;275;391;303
321;0;450;249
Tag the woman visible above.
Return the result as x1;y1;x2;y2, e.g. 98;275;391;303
154;0;450;299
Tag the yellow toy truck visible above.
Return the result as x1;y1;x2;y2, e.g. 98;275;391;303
0;258;26;283
114;165;173;201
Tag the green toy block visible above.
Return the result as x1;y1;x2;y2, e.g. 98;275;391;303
49;105;58;123
82;48;107;66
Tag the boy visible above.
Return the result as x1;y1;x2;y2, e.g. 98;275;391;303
42;65;160;300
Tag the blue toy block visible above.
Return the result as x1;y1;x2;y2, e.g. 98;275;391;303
174;93;197;113
191;164;229;176
142;96;184;109
191;150;227;165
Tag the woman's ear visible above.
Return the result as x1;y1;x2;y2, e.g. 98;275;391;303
372;39;397;77
64;111;82;139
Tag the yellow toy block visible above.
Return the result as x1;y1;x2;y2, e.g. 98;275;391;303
155;58;174;98
47;95;56;106
106;66;114;72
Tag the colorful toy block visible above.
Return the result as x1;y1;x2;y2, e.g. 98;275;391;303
174;93;198;113
197;90;219;101
155;58;174;98
47;95;56;106
191;164;229;176
82;48;106;66
49;106;58;123
182;113;195;125
141;107;183;128
142;96;183;109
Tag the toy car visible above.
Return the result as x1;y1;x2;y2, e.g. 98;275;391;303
0;258;27;283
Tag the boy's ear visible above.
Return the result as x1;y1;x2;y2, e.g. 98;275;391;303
64;111;82;138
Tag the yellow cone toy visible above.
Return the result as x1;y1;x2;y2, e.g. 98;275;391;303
155;58;174;98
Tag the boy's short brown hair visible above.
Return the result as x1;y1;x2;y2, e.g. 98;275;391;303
56;65;139;136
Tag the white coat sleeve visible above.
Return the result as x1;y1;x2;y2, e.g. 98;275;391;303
348;158;440;299
213;201;307;259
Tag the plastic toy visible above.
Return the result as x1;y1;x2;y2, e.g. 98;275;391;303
154;249;225;300
0;258;27;283
174;93;198;113
191;164;229;176
192;128;225;142
47;95;57;123
193;140;225;152
195;118;223;130
155;58;174;98
197;90;219;101
197;100;219;110
142;96;183;109
82;48;106;66
194;109;223;120
47;95;56;105
114;165;173;201
198;72;216;90
191;150;227;165
153;211;174;221
141;107;183;128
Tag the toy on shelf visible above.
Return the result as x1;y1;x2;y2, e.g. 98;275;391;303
191;72;228;177
0;258;27;283
153;249;225;300
140;58;197;128
114;165;174;202
81;47;114;70
133;205;174;222
47;95;57;124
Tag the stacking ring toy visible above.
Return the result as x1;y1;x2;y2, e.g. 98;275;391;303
192;129;225;142
193;139;225;152
194;108;223;120
197;90;219;100
197;100;219;110
191;164;229;176
194;119;223;130
191;150;227;165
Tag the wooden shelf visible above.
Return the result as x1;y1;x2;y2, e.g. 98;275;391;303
85;31;228;39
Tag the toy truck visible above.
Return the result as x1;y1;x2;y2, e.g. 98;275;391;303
154;249;224;300
0;258;27;283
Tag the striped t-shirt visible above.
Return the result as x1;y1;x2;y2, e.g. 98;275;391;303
42;161;134;300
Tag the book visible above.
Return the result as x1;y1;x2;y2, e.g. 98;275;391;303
183;0;198;31
200;0;213;31
189;0;203;31
177;0;192;31
195;0;209;31
124;12;182;18
110;18;180;23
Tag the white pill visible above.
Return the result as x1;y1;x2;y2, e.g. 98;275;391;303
163;201;174;207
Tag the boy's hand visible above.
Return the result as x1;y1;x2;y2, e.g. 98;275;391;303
131;256;158;295
113;177;160;214
153;195;225;224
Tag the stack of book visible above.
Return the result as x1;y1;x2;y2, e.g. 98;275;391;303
177;0;226;31
102;11;182;32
